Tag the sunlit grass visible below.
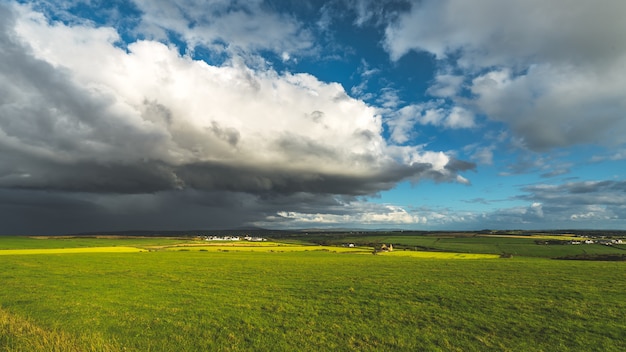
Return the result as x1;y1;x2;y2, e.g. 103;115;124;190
0;307;119;351
0;236;197;250
0;247;146;255
2;250;624;351
163;243;372;254
1;236;625;351
377;250;500;259
314;233;626;258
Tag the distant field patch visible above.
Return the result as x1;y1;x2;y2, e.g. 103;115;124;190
480;234;581;240
0;246;146;255
163;244;500;258
165;241;289;248
165;243;371;254
377;250;500;259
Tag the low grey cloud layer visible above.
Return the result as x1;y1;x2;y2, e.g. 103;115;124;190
516;181;626;226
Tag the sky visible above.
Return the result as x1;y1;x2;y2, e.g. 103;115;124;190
1;0;626;235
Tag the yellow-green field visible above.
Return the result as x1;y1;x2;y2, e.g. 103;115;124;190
376;250;500;259
0;240;501;259
148;240;503;258
162;242;371;254
0;246;146;255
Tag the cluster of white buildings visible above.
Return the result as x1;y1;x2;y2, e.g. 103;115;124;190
570;239;623;245
200;235;267;242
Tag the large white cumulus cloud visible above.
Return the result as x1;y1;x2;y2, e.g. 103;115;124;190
385;0;626;150
0;2;469;196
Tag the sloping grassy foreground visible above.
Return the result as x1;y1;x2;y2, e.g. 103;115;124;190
0;307;118;352
1;250;625;351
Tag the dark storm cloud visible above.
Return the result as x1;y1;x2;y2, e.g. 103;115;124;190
0;189;109;235
0;188;359;235
0;23;464;195
0;2;479;234
1;159;181;193
176;160;435;196
0;3;471;198
0;189;259;235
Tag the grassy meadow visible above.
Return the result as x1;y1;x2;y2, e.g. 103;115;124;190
309;232;626;258
1;235;625;351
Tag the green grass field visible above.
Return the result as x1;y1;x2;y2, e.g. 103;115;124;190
1;235;625;351
0;247;146;255
0;236;198;250
311;233;626;258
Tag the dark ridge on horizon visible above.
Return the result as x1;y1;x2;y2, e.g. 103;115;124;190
4;228;626;238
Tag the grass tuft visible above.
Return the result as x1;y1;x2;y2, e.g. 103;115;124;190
0;307;119;351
